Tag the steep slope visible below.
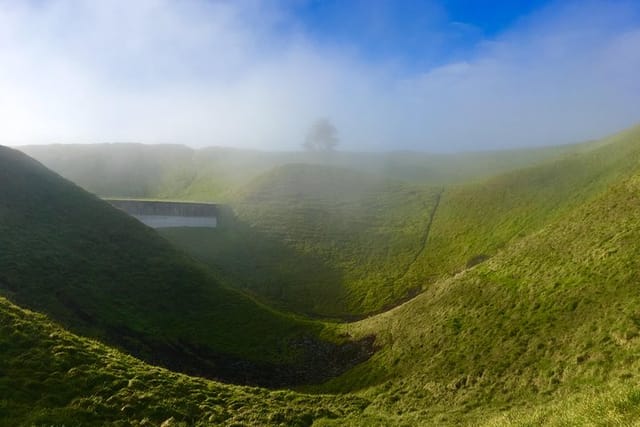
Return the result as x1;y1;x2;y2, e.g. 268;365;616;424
162;164;442;317
0;146;372;387
317;165;640;424
4;283;640;426
6;126;640;425
5;165;640;427
400;124;640;287
164;126;640;318
0;295;370;426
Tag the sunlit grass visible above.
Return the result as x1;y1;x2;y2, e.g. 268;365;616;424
3;125;640;425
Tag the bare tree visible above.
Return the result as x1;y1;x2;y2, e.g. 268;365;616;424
303;118;339;151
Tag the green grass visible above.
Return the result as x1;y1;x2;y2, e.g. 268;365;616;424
163;165;442;317
0;146;357;385
399;124;640;288
4;277;640;426
162;126;640;318
482;380;640;426
0;295;370;426
315;157;640;423
6;166;640;425
7;124;640;425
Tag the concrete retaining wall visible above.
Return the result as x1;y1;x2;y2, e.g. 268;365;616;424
107;199;218;228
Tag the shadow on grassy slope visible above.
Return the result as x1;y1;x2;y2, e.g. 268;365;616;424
160;208;349;320
0;295;373;426
163;165;442;318
0;146;375;388
315;157;640;423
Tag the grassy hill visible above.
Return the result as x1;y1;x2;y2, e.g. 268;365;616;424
0;146;372;387
7;125;640;425
312;136;640;423
396;124;640;288
4;287;640;426
0;294;371;426
18;143;196;199
163;126;640;317
9;150;640;424
163;164;442;317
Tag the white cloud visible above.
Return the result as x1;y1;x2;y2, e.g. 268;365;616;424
0;0;638;151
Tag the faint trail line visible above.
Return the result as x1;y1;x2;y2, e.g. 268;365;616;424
316;187;446;324
395;186;444;283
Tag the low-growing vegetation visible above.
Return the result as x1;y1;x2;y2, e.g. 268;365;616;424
0;295;370;426
3;124;640;425
164;165;442;317
318;164;640;423
0;146;369;388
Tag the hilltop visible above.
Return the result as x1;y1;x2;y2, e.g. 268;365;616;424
20;141;582;201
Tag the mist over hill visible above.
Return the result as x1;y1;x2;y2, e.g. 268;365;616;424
3;0;640;424
20;142;582;201
0;145;374;388
3;124;640;425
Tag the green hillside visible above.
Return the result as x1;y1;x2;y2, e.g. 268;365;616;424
0;294;370;426
315;148;640;423
163;126;640;318
399;124;640;287
4;288;640;426
6;125;640;425
163;164;442;317
0;146;371;387
7;133;640;425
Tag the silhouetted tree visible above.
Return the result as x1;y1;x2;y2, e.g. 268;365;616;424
303;118;339;151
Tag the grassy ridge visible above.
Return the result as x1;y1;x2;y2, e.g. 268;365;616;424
0;295;369;426
3;270;640;427
400;124;640;287
316;166;640;423
163;165;442;317
6;170;640;425
20;141;583;202
0;146;357;385
163;126;640;317
8;126;640;425
17;143;196;199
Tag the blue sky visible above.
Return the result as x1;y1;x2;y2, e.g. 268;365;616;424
293;0;550;69
0;0;639;150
